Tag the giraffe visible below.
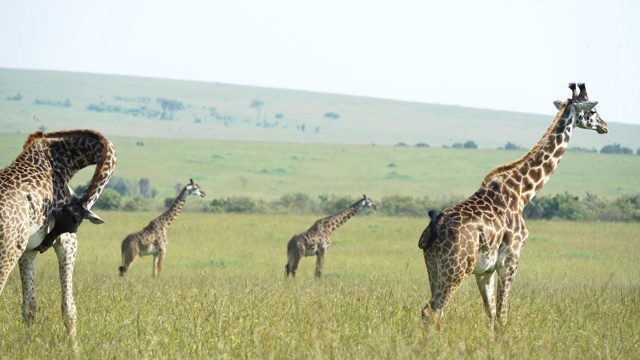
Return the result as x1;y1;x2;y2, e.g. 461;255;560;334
0;129;116;341
119;179;206;276
418;83;608;329
285;194;378;278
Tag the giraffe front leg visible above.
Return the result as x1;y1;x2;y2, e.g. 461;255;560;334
496;258;519;327
475;272;497;330
314;249;326;278
18;250;38;332
155;248;166;277
422;307;444;331
54;233;78;343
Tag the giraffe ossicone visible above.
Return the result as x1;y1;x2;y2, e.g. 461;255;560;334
418;83;608;329
0;129;116;342
285;194;378;278
119;179;206;277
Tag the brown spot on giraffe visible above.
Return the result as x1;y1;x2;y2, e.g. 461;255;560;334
0;129;116;342
119;179;205;277
285;195;378;278
419;83;608;329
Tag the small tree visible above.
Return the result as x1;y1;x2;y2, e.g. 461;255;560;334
157;98;184;120
503;142;522;150
323;112;340;122
249;99;264;122
601;143;633;155
139;178;151;198
463;140;478;149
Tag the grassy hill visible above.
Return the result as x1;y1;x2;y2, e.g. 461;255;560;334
1;68;638;202
1;68;639;150
1;134;638;202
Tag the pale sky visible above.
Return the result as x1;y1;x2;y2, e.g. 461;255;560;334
1;0;639;125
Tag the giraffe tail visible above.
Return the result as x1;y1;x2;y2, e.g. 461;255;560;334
118;251;126;276
418;210;442;249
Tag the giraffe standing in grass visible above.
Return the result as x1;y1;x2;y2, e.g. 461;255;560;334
285;194;378;278
418;83;608;329
0;130;116;341
119;179;206;276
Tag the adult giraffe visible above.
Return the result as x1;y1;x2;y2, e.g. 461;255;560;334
418;83;608;329
0;129;116;341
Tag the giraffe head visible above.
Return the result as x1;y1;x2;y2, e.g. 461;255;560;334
553;83;608;134
186;179;206;197
36;197;104;253
358;194;378;211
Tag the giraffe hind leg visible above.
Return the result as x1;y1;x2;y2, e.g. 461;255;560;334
286;252;301;278
119;240;138;276
18;251;38;330
285;238;303;278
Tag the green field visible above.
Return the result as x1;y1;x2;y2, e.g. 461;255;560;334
1;135;638;203
0;213;638;358
1;68;639;358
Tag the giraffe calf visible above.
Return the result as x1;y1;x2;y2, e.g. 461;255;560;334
285;195;378;278
119;179;205;277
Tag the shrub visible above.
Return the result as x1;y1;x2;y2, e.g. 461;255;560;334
273;193;318;214
208;197;267;213
92;188;123;210
600;143;633;155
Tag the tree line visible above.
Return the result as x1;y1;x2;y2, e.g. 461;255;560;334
79;178;639;222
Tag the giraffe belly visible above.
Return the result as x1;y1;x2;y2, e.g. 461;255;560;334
473;251;499;274
139;244;158;256
26;226;47;250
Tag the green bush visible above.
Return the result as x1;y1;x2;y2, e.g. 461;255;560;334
208;196;268;213
92;188;123;210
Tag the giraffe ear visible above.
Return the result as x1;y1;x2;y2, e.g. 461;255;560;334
575;101;598;113
85;209;105;224
553;100;564;110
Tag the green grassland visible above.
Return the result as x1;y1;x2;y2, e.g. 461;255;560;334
0;213;638;358
2;68;640;151
1;68;639;358
1;135;639;203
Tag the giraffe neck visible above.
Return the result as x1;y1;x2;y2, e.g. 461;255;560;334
318;201;363;234
154;186;190;232
482;103;574;209
23;130;116;209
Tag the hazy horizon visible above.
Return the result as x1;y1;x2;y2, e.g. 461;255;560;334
2;0;638;124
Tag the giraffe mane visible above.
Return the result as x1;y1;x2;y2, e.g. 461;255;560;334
21;131;46;151
482;100;570;185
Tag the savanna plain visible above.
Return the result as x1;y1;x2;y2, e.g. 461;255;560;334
1;69;640;359
0;213;638;359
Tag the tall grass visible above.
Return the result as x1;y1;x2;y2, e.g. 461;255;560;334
1;213;638;358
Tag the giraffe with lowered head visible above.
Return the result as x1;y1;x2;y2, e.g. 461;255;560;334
418;83;608;329
0;130;116;341
119;179;206;276
285;194;378;278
